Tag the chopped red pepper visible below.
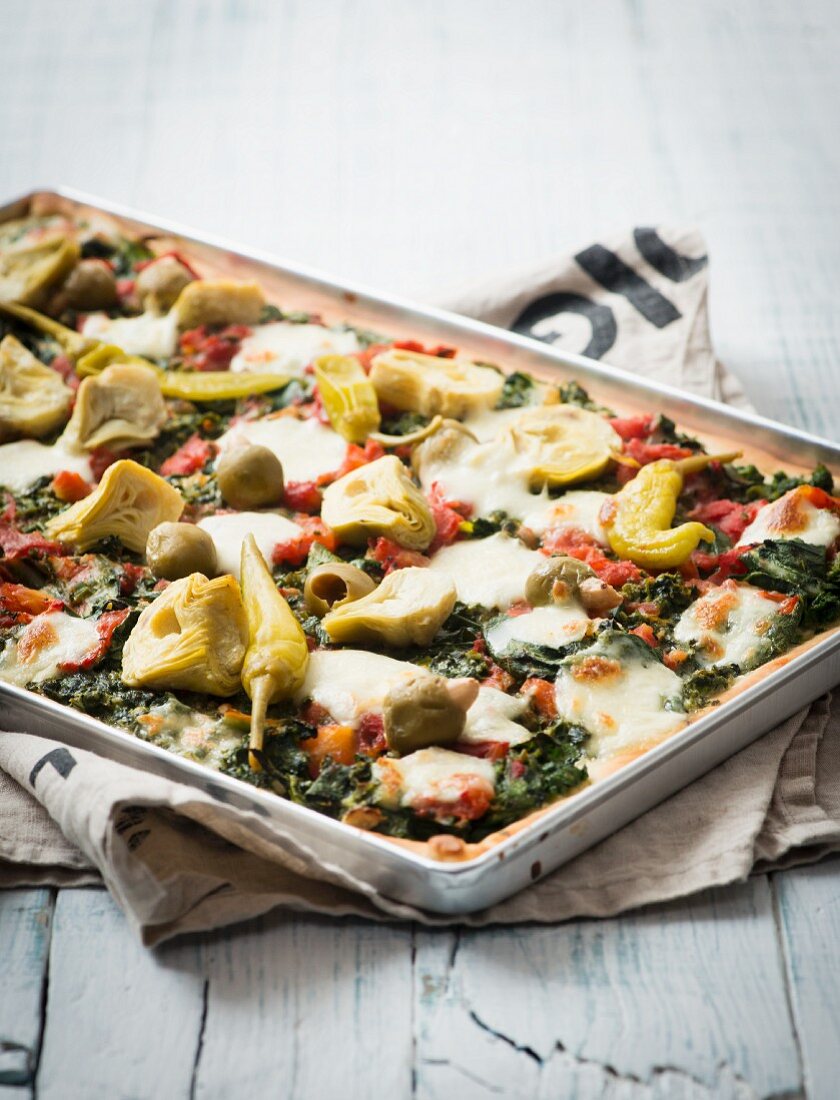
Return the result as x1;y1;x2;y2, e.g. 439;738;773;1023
357;712;387;756
177;324;251;371
0;524;66;561
88;447;122;482
50;470;93;503
272;515;337;567
283;480;322;514
427;482;469;551
413;782;493;824
160;434;216;477
630;623;658;648
609;414;654;441
49;354;79;391
58;608;131;672
119;562;147;596
370;537;431;573
456;740;509;762
0;582;63;627
689;498;765;543
623;438;694;465
541;528;643;586
316;439;386;487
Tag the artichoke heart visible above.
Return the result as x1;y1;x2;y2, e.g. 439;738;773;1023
313;354;380;443
369;348;504;419
322;566;456;647
121;573;248;696
505;405;622;488
239;534;310;767
62;363;167;452
0;334;73;442
172;279;265;329
321;455;435;550
0;235;80;306
46;459;184;552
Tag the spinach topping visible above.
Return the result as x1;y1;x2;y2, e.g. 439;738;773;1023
557;380;614;415
722;463;834;503
497;371;537;409
740;539;840;628
681;665;739;711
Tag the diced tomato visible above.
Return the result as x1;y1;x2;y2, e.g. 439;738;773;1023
357;712;387;757
353;343;391;372
427;482;469;551
623;438;694;465
134;249;201;278
88;447;122;482
522;677;557;718
370;537;431;573
630;623;658;648
301;724;356;776
413;781;493;824
542;531;643;586
481;661;515;693
50;470;93;503
119;562;147;596
689;498;766;543
609;414;654;441
392;339;458;359
283;480;322;514
316;439;386;487
272;515;337;567
49;353;79;390
509;759;527;779
0;524;66;561
456;740;509;762
392;339;427;353
160;435;216;477
693;545;751;583
177;324;251;371
663;648;690;671
0;583;63;627
58;608;130;672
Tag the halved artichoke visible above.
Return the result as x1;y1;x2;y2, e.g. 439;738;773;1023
121;572;248;695
46;459;184;552
239;534;310;766
0;334;73;442
313;354;380;443
505;405;623;488
322;566;456;646
61;363;167;452
370;349;504;418
0;231;80;306
172;279;265;329
321;455;436;550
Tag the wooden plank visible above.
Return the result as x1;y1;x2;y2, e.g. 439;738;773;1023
415;877;801;1099
192;915;414;1100
774;858;840;1100
0;889;52;1087
36;888;206;1100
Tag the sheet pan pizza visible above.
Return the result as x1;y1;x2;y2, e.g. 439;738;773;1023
1;202;839;852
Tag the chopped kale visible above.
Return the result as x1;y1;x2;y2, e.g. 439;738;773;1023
723;463;834;503
41;668;158;724
496;371;537;409
222;720;314;799
652;414;704;452
557;380;614;415
740;539;840;628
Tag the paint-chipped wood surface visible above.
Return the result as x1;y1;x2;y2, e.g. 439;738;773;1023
1;1;839;1098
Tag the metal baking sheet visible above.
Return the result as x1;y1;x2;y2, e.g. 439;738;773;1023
2;187;839;915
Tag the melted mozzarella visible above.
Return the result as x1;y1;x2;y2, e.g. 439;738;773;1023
555;643;685;763
737;489;840;548
81;311;179;359
418;435;547;519
427;533;543;609
0;611;100;687
673;582;790;671
460;686;532;746
230;322;359;375
486;602;593;655
373;747;496;810
217;415;348;483
0;440;93;493
295;649;429;727
461;383;554;442
197;512;302;578
522;490;612;542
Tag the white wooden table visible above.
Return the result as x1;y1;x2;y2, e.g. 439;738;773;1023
1;2;839;1097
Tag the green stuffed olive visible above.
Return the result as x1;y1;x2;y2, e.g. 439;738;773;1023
303;562;376;617
146;522;218;581
383;672;478;756
216;445;285;510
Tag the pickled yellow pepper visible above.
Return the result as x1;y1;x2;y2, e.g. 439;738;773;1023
602;453;740;569
313;354;381;443
239;534;309;770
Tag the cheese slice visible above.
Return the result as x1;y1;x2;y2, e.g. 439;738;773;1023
486;601;594;655
373;747;496;810
294;648;430;727
555;635;685;766
737;488;840;548
217;415;348;484
0;440;93;493
230;322;359;376
197;511;302;579
427;533;543;609
0;611;100;687
673;581;793;671
521;490;612;543
460;686;532;746
81;311;179;360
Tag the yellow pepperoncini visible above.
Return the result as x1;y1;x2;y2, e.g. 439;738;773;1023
601;453;740;569
239;534;310;770
0;300;95;360
313;354;381;443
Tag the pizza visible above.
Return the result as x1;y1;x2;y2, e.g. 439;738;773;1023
1;201;839;859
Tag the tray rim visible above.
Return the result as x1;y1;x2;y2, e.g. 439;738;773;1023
2;185;840;891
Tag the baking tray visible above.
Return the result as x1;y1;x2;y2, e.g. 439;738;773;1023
2;186;839;915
